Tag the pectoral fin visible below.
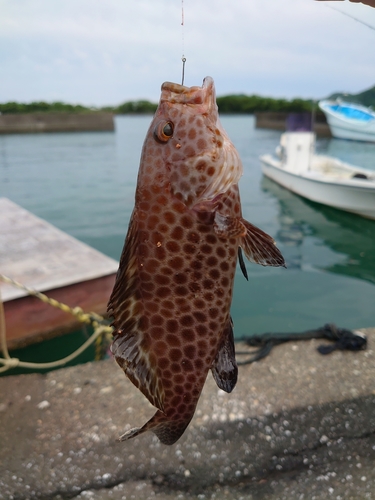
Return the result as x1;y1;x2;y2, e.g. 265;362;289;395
213;213;285;269
240;218;285;267
214;212;247;238
211;318;238;393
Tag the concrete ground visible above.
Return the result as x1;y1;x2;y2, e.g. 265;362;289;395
1;328;375;500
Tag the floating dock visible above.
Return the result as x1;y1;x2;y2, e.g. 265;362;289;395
0;198;118;349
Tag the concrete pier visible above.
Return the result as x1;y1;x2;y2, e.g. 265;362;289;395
0;112;114;134
1;327;374;499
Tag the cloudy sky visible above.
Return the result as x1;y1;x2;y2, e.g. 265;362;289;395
1;0;374;106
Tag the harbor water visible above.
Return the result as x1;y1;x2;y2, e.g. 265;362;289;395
1;115;375;366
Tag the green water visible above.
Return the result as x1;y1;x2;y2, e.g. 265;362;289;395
1;116;375;374
4;328;97;376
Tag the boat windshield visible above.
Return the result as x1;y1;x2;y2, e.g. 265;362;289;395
329;104;374;122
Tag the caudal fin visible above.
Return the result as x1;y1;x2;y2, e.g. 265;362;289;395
118;409;193;446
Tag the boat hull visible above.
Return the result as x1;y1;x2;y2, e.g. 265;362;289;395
326;115;375;142
319;100;375;142
261;156;375;220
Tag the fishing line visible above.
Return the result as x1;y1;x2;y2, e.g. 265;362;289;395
181;0;186;85
326;4;375;32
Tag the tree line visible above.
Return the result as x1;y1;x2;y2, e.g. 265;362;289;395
216;95;313;113
2;84;375;115
0;101;92;114
0;95;316;115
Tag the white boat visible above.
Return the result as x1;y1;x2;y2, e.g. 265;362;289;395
260;131;375;220
319;100;375;142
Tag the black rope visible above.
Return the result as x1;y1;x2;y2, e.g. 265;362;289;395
236;323;367;365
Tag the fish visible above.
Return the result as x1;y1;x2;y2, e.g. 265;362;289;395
107;76;285;445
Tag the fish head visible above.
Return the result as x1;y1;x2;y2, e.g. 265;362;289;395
140;76;243;208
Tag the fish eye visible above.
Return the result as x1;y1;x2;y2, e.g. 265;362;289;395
162;122;173;137
154;121;174;143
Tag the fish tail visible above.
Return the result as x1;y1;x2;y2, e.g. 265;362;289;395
118;426;145;442
118;409;192;446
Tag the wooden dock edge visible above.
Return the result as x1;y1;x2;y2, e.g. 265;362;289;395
4;274;116;350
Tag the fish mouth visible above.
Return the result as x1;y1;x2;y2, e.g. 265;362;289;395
160;76;216;110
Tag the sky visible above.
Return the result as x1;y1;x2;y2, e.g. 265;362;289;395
1;0;375;106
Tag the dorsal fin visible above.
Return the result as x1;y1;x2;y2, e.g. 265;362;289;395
108;212;165;412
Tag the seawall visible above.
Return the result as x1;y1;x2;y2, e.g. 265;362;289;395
255;111;332;137
0;112;115;134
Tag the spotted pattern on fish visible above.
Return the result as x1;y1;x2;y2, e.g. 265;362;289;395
108;77;285;445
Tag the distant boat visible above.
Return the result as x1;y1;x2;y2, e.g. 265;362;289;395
260;131;375;220
319;100;375;142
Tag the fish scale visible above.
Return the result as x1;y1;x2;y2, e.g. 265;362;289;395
108;76;285;445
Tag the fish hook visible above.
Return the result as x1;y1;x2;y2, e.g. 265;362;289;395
181;0;186;86
181;56;186;86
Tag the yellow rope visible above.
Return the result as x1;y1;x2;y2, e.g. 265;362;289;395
0;274;113;374
0;274;102;324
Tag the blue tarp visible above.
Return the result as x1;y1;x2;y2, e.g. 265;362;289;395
329;104;374;122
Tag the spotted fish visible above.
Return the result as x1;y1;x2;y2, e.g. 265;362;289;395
108;76;285;445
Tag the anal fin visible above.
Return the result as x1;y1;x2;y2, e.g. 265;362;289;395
211;318;238;393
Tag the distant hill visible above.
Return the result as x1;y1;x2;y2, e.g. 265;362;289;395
327;84;375;108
